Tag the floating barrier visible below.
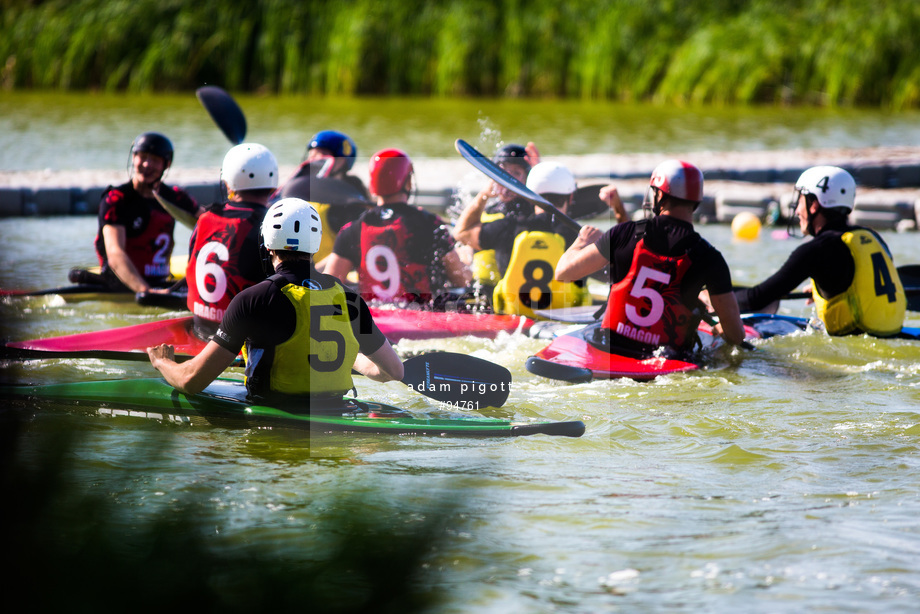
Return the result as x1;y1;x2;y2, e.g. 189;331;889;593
3;165;919;230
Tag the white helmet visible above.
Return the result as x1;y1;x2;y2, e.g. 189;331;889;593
794;165;855;211
261;198;323;254
221;143;279;192
526;162;576;195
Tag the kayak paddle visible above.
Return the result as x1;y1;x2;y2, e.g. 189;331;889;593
0;284;118;298
455;138;582;234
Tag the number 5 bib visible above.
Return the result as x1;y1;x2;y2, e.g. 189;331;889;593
602;239;698;350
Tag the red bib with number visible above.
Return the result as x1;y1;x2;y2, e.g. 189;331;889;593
602;239;698;351
186;205;262;323
358;217;432;303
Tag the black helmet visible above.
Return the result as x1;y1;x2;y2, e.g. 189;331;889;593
492;144;530;172
131;132;174;166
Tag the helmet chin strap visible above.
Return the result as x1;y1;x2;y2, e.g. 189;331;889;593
788;191;818;237
259;243;275;277
400;173;415;200
651;188;663;216
641;186;659;219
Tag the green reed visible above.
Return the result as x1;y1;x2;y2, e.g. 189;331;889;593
1;0;918;108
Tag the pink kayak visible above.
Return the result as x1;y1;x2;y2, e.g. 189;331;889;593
4;309;536;360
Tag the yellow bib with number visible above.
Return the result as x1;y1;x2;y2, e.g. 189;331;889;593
244;282;359;396
813;229;905;337
492;230;591;319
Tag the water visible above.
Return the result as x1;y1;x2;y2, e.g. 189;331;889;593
3;91;920;173
2;211;919;611
3;92;920;610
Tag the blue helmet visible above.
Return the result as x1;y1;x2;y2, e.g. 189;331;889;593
307;130;357;171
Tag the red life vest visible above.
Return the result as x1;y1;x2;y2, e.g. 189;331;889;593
601;238;699;351
186;203;264;323
357;216;433;303
96;187;178;280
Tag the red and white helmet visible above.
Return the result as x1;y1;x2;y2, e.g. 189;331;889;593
369;148;413;197
261;198;322;254
649;159;704;202
794;166;855;212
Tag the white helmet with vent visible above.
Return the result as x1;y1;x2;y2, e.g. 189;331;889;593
526;162;576;195
794;166;856;212
221;143;279;192
261;198;323;254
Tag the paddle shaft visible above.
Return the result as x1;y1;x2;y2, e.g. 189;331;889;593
741;265;919;310
0;284;120;298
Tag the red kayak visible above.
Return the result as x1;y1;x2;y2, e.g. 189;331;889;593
525;320;761;383
3;309;536;361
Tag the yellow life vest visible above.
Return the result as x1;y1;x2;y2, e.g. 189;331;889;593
471;210;505;286
812;229;906;337
244;282;359;396
492;230;591;319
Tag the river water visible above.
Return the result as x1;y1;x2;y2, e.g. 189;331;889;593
3;91;920;174
2;93;920;612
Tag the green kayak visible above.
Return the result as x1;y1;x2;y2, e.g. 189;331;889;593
7;378;585;438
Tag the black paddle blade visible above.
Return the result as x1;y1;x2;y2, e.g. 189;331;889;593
135;291;189;311
569;184;612;220
402;352;512;408
196;86;246;145
897;265;920;312
525;356;593;384
279;176;369;206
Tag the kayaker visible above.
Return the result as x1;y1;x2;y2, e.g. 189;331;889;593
322;148;471;305
555;159;746;354
70;132;201;293
273;130;373;263
454;161;593;318
185;143;279;340
734;166;906;337
455;143;539;288
147;197;404;400
276;129;370;201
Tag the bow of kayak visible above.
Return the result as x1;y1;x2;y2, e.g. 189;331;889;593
4;316;206;358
